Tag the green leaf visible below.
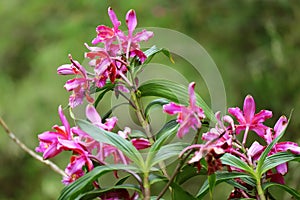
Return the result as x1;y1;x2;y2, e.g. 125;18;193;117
196;171;253;198
58;164;138;200
143;45;174;64
149;173;168;185
208;173;216;199
101;102;129;121
144;98;169;119
263;182;300;199
171;181;197;200
256;117;290;175
260;151;300;175
144;120;178;170
220;153;254;176
75;184;142;200
151;142;189;167
175;165;207;185
93;82;115;108
138;79;216;123
155;119;178;140
76;119;145;169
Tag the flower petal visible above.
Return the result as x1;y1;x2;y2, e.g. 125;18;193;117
188;82;196;108
131;138;151;150
243;95;256;123
108;7;121;31
274;116;288;139
163;102;185;115
86;104;102;124
58;105;70;137
252;110;273;124
126;9;137;37
228;107;245;124
276;142;300;154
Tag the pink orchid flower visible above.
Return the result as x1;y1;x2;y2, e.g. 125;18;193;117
118;127;151;150
62;154;93;185
163;82;205;138
58;55;94;108
264;116;300;177
36;106;72;159
86;104;117;131
85;104;130;165
228;95;272;145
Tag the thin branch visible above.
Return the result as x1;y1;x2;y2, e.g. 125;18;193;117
0;117;67;177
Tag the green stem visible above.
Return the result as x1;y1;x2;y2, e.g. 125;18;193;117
130;90;154;143
143;172;151;200
156;129;201;199
256;178;266;200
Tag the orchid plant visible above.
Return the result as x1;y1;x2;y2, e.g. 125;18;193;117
32;7;300;200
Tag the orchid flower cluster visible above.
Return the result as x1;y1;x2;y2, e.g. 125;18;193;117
35;7;300;200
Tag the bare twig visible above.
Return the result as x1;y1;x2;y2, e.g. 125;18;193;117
0;117;67;177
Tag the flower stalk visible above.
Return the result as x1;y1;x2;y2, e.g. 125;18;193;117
0;117;66;177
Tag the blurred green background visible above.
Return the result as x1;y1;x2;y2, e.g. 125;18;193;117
1;0;300;199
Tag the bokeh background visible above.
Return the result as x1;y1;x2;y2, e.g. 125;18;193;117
1;0;300;199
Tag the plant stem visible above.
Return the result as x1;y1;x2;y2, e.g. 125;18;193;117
256;177;266;200
0;117;66;177
143;172;151;200
130;90;154;143
156;150;193;200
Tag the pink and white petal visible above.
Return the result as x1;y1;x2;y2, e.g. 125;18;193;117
188;150;204;164
188;82;196;108
264;128;274;144
108;7;121;30
132;30;154;42
243;95;256;123
64;78;85;91
276;163;288;175
86;104;102;124
57;139;86;155
130;49;147;63
57;64;76;75
177;124;190;139
252;110;273;124
228;107;246;124
276;142;300;154
126;9;137;36
202;130;220;141
103;116;118;131
248;141;264;159
274;116;288;139
58;106;70;137
43;142;62;159
163;102;185;115
251;124;268;137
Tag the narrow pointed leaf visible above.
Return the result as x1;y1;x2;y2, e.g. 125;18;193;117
76;119;144;168
263;182;300;199
75;184;142;200
145;121;178;169
151;142;189;167
144;98;169;118
58;164;138;200
208;173;216;199
143;45;174;64
261;151;300;175
220;153;254;175
196;171;253;198
256;117;290;175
